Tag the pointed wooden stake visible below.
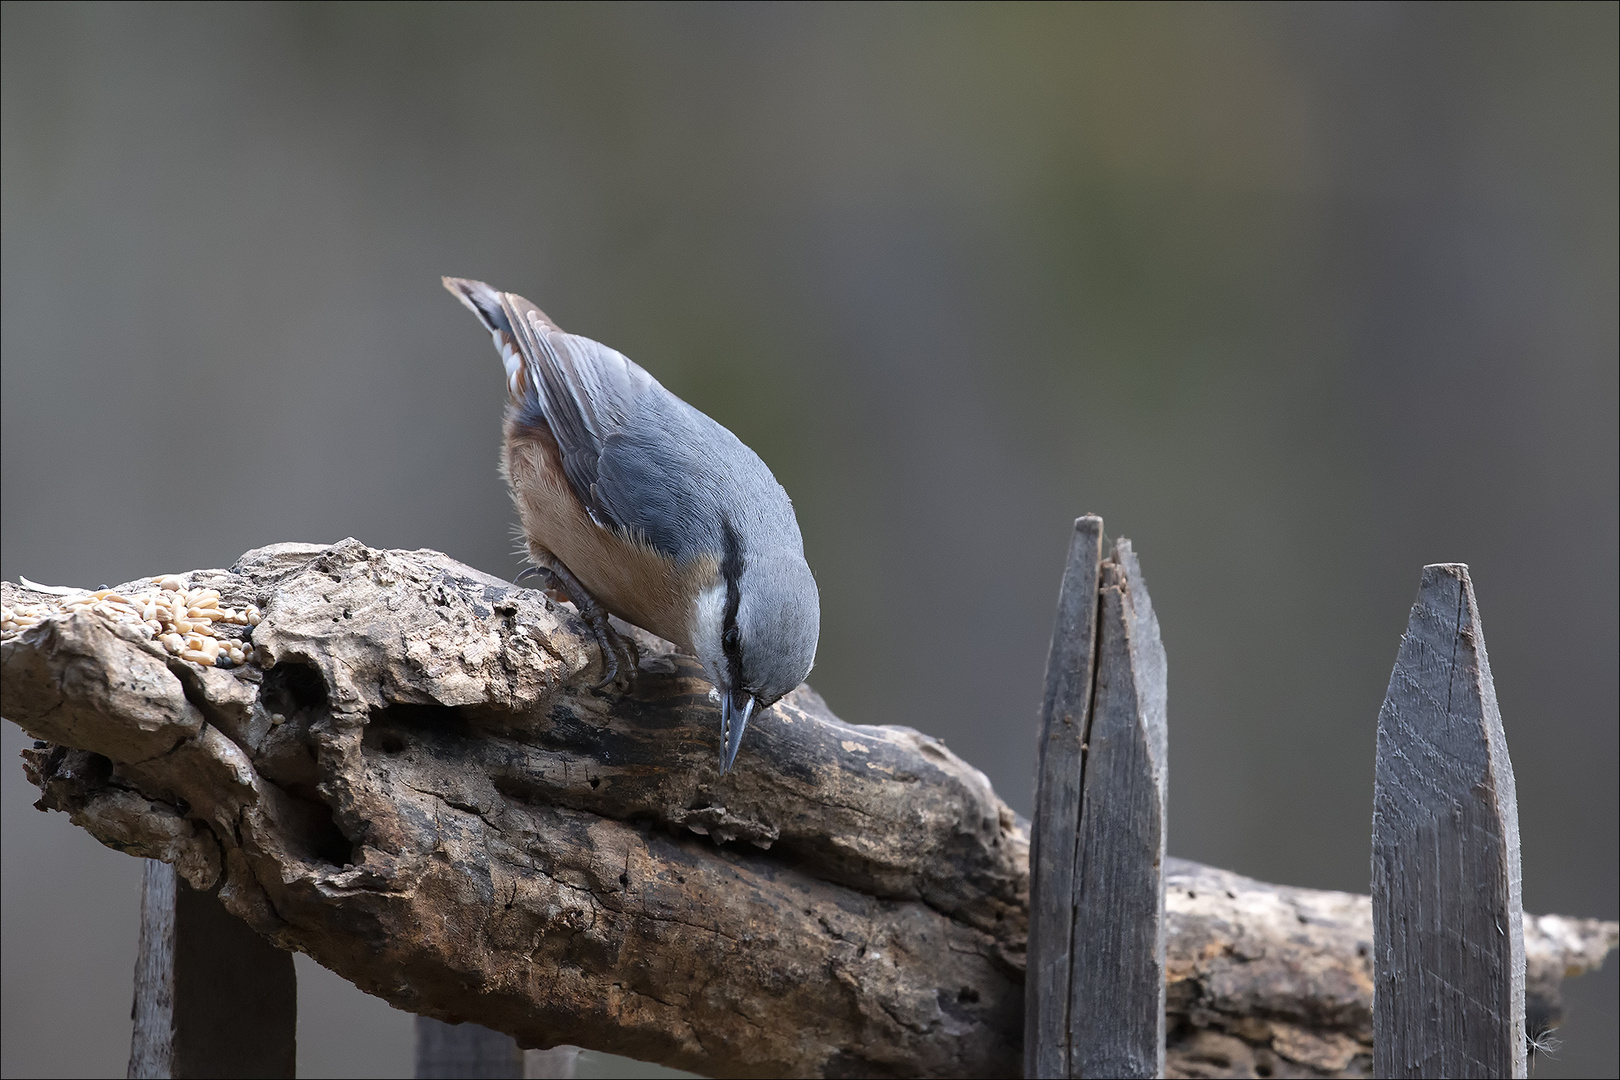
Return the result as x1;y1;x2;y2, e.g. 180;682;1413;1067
1068;542;1168;1078
1027;516;1105;1078
1373;564;1525;1079
1027;521;1168;1078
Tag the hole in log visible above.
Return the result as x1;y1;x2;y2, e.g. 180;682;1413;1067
368;703;469;735
262;660;329;712
282;787;354;867
26;747;113;810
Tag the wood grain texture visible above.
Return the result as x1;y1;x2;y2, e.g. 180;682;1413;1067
1372;564;1525;1079
127;858;296;1078
4;545;1608;1079
1162;859;1613;1080
1068;546;1168;1079
1027;516;1104;1078
1027;527;1168;1079
128;860;178;1080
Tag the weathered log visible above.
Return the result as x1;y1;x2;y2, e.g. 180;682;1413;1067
3;542;1614;1079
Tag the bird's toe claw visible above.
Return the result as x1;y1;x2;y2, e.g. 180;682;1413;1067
587;621;638;692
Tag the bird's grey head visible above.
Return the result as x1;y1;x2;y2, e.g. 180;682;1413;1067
691;540;819;774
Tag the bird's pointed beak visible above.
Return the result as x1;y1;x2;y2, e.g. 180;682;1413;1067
719;691;756;774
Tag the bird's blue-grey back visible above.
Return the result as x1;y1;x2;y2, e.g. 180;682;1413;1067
493;294;805;571
446;276;806;565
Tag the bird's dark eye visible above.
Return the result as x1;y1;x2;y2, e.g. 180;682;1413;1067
722;626;740;655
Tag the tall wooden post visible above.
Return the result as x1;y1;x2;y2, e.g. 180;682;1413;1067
128;860;297;1079
1026;516;1105;1079
1372;564;1525;1078
1027;519;1168;1078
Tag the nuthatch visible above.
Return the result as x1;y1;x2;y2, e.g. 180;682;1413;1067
444;278;819;773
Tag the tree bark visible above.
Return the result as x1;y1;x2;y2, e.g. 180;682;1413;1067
3;542;1614;1079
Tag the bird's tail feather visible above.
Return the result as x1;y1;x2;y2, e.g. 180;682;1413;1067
442;276;559;403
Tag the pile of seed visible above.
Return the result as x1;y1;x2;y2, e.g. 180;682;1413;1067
2;575;261;668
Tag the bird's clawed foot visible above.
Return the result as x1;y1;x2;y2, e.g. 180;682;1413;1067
584;609;641;691
519;563;639;690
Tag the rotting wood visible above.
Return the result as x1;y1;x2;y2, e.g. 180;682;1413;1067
1372;564;1525;1079
3;542;1613;1080
127;858;296;1079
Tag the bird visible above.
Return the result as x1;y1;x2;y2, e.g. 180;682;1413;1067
443;277;820;773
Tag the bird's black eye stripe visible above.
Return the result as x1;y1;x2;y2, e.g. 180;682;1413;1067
720;518;745;683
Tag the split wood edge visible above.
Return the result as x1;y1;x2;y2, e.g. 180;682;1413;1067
1027;518;1168;1079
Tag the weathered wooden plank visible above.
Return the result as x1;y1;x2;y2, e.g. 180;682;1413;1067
1068;543;1168;1078
128;859;297;1079
1373;564;1525;1079
1027;515;1105;1078
129;860;178;1079
415;1017;523;1078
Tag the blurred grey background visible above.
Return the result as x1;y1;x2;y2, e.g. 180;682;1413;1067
3;2;1615;1076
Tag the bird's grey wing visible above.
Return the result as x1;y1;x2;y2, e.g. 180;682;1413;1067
590;393;737;563
502;303;662;535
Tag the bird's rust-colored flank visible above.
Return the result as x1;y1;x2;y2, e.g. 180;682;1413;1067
502;416;717;653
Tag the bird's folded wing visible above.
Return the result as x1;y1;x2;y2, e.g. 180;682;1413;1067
502;301;664;539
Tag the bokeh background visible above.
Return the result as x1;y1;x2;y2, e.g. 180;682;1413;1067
4;3;1615;1076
